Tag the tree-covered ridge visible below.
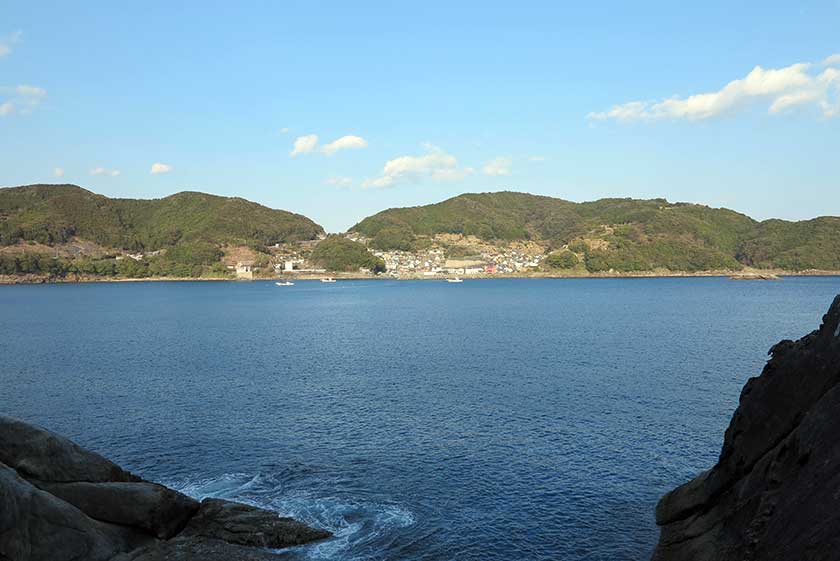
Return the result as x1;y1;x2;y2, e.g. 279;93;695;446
736;217;840;271
352;191;840;272
0;184;324;250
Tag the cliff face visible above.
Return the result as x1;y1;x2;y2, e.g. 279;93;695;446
653;295;840;561
0;416;330;561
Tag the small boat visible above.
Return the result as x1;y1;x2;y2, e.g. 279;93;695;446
275;281;294;286
445;277;463;283
320;277;337;283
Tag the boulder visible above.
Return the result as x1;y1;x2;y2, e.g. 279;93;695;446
0;416;138;483
109;537;286;561
0;417;332;561
181;498;333;548
652;294;840;561
0;462;150;561
33;480;199;539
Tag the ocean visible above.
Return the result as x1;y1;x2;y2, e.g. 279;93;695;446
2;277;838;560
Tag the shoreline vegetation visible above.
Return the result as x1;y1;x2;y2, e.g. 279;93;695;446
2;269;839;285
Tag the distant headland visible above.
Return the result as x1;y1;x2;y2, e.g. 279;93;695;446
2;184;840;283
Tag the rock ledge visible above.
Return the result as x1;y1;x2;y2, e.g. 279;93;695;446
0;417;331;561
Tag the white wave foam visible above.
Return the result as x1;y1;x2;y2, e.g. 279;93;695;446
169;472;417;560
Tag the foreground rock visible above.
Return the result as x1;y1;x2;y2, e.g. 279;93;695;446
181;498;331;548
653;295;840;561
0;417;331;561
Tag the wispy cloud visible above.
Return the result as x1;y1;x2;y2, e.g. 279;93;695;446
824;54;840;66
279;127;290;134
589;54;840;122
289;133;369;156
363;144;473;189
54;167;64;178
325;176;353;188
482;157;512;176
90;167;121;177
528;156;546;162
150;162;173;174
0;84;47;117
0;31;22;58
290;134;320;156
321;135;368;155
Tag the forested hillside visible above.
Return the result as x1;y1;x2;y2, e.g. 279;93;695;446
353;192;840;272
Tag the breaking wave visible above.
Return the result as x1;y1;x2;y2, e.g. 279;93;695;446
169;472;416;560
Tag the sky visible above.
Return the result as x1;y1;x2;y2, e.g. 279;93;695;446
1;1;839;232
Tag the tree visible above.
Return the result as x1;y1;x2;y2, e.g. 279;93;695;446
545;250;579;270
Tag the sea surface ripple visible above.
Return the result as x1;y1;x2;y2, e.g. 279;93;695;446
2;277;838;560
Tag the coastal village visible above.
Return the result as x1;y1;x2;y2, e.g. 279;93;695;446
233;233;549;279
369;247;544;278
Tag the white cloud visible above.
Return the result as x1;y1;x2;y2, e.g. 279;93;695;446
290;134;319;156
769;90;822;113
482;157;512;176
279;127;290;134
824;54;840;66
321;135;368;155
325;176;353;188
150;162;173;174
363;145;472;189
289;133;369;156
54;167;64;178
528;156;546;162
0;31;22;58
589;55;840;122
90;167;121;177
0;84;46;117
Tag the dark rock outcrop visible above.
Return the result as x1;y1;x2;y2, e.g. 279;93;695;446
181;498;332;548
34;480;199;539
653;295;840;561
0;416;331;561
0;416;139;483
0;463;150;561
110;537;296;561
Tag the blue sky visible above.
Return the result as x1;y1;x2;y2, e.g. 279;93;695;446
1;1;838;231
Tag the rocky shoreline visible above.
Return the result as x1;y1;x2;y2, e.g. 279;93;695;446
653;295;840;560
0;416;331;560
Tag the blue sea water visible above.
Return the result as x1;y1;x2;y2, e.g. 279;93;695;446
2;277;839;560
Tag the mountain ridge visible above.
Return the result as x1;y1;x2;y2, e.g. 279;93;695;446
3;184;840;278
351;191;840;272
0;183;325;250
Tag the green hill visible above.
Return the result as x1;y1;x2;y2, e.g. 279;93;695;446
736;217;840;271
0;184;324;278
352;191;840;272
0;184;324;249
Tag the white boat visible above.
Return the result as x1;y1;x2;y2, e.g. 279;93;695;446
446;277;463;283
275;281;294;286
320;277;337;283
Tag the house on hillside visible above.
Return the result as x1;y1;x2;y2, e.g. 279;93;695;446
235;261;254;279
